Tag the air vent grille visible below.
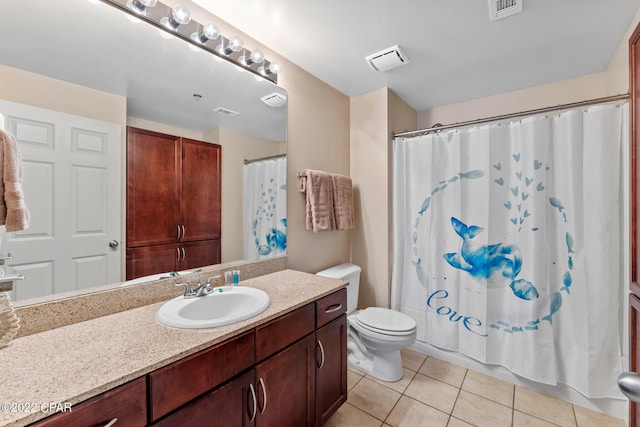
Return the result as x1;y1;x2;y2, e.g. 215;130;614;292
365;45;409;73
261;93;287;108
488;0;522;21
213;107;239;117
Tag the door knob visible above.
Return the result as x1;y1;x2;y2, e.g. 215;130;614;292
108;240;119;248
618;372;640;402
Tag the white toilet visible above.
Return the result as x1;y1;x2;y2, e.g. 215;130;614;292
317;263;417;382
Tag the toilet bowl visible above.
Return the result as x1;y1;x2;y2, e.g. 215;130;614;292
317;264;417;382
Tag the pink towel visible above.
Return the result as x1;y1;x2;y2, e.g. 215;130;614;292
299;169;354;232
301;169;336;232
0;130;30;232
331;174;354;230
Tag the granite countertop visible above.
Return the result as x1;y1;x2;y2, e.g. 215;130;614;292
0;269;345;427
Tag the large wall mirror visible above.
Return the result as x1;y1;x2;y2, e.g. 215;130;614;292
0;0;287;303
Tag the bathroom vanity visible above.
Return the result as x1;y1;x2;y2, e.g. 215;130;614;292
0;270;347;427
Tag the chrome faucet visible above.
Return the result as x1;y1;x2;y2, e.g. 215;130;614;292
175;274;222;299
175;281;212;298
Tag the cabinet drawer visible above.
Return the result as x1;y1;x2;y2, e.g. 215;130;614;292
255;302;315;362
148;331;254;422
316;288;347;328
30;377;146;427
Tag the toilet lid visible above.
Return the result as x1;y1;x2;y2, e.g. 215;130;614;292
355;307;416;333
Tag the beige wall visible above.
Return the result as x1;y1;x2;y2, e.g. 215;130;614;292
0;65;127;125
350;88;416;309
178;1;352;274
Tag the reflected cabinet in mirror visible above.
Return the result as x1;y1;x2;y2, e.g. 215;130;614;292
0;0;287;302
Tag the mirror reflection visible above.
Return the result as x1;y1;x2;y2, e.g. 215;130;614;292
0;0;287;302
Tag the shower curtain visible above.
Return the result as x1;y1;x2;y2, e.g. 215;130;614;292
391;102;627;398
243;157;287;260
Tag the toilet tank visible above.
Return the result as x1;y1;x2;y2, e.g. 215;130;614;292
316;263;361;314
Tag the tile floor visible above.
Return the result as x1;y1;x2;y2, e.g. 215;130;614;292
325;349;627;427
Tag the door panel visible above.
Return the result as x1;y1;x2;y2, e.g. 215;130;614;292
126;127;181;248
0;100;121;300
181;138;221;241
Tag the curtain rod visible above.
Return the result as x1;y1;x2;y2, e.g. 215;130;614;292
243;153;286;165
393;93;630;139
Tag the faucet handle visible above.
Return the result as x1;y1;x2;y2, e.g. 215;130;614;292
175;282;195;297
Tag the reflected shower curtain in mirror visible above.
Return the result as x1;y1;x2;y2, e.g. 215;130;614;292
243;157;287;260
391;103;627;398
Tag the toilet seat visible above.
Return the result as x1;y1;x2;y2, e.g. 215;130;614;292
352;307;416;337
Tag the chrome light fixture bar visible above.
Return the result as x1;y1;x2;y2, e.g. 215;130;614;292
100;0;279;84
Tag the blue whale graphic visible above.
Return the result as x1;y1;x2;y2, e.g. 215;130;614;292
443;217;539;300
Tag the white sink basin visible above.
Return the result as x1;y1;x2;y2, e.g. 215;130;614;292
156;286;270;329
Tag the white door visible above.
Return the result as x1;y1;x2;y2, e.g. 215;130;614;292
0;100;122;301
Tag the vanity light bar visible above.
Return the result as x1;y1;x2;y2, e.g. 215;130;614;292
100;0;279;84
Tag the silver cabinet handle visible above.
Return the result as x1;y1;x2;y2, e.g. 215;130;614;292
248;383;257;422
108;240;119;248
618;372;640;402
176;248;180;260
258;377;267;414
177;225;181;240
104;419;118;427
181;247;185;260
324;304;342;314
317;339;325;370
181;225;185;239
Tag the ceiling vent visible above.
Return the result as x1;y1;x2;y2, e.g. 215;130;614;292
213;107;239;117
366;45;409;72
488;0;523;21
261;93;287;108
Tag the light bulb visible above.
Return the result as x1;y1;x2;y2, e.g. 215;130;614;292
191;22;219;44
219;36;244;56
258;61;280;76
228;36;244;53
126;0;157;14
240;49;264;66
268;62;281;74
172;4;191;25
161;4;191;30
250;49;264;64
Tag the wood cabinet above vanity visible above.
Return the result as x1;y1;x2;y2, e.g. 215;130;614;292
8;270;347;427
126;127;222;280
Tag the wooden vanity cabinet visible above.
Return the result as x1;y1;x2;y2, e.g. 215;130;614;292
30;288;347;427
29;377;147;427
126;240;221;280
126;127;221;280
148;331;254;422
314;288;348;426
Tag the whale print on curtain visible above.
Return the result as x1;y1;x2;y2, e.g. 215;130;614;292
243;157;287;260
391;103;627;398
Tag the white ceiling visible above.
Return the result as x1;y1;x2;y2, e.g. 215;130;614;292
193;0;640;111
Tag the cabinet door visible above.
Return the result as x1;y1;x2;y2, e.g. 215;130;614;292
127;127;181;247
30;378;146;427
315;315;347;426
126;244;179;280
179;239;221;271
152;370;256;427
181;138;221;241
256;335;316;427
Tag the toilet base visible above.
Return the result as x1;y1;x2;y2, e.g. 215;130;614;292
348;349;404;382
